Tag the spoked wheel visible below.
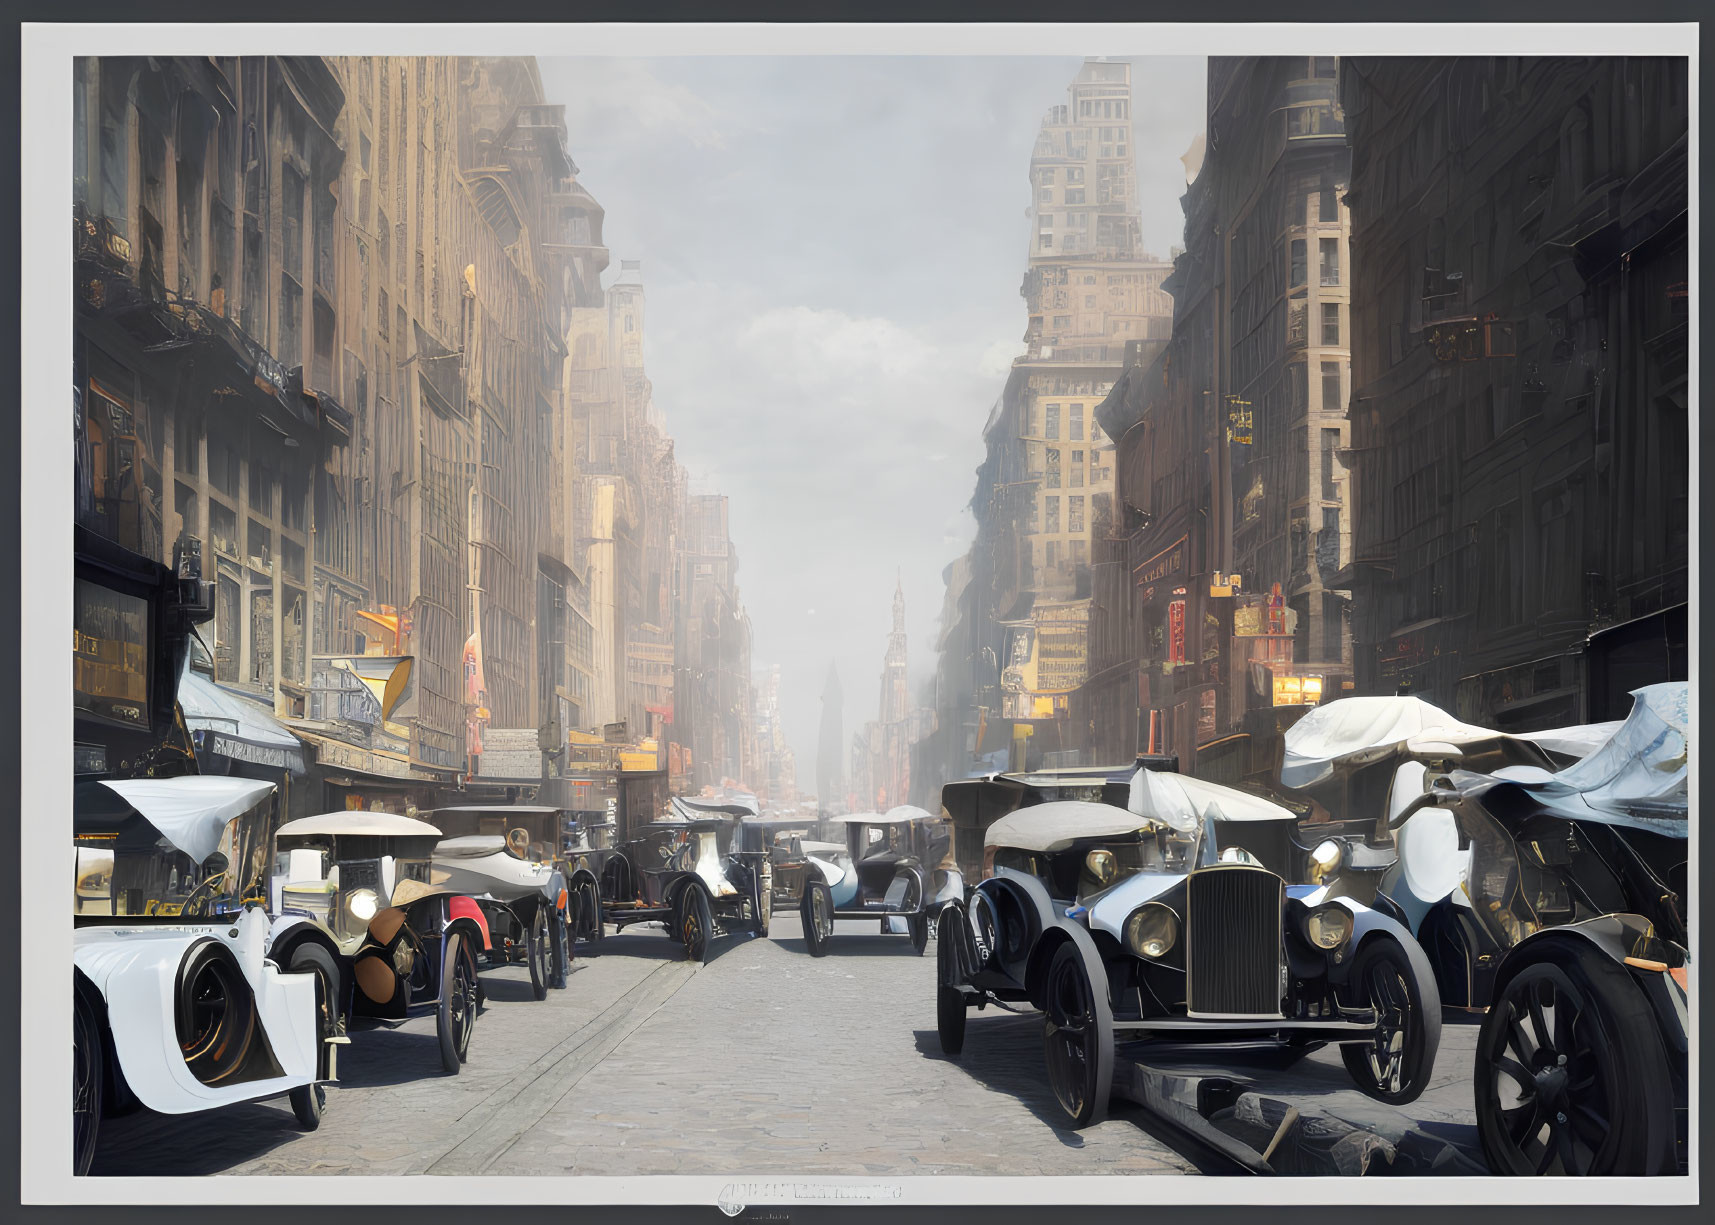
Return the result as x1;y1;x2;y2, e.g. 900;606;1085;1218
1474;942;1676;1175
679;885;714;965
438;933;479;1074
1042;943;1113;1128
909;911;930;956
526;906;551;1001
73;993;102;1176
1339;937;1437;1104
802;881;833;957
935;909;966;1057
176;943;258;1087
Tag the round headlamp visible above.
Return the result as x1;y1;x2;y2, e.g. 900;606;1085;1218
1309;839;1343;883
345;887;380;924
1302;903;1353;950
1124;902;1179;959
1084;849;1118;889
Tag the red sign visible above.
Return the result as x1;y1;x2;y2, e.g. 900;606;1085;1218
1167;600;1187;664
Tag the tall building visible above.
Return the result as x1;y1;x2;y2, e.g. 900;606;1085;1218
674;493;755;791
751;664;797;809
1339;57;1688;727
1090;56;1356;782
928;59;1173;786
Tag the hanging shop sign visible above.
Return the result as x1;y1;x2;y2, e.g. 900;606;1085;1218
1226;398;1253;446
1167;600;1187;664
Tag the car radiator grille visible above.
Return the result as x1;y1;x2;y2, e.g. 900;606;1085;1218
1186;867;1284;1018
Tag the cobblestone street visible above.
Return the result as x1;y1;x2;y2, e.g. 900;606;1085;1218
90;913;1476;1178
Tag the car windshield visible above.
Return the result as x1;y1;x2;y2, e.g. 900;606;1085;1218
857;824;910;859
990;820;1200;900
82;805;272;919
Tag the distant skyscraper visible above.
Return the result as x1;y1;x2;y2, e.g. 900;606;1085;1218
815;663;843;813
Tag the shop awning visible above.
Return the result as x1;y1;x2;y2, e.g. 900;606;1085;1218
178;672;306;775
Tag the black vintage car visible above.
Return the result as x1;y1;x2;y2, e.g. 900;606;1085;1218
1392;683;1689;1176
581;799;771;963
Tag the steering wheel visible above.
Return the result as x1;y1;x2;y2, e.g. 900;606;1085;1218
180;871;228;917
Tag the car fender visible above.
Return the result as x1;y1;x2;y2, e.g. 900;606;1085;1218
929;866;965;912
447;895;491;950
72;917;318;1115
1308;890;1442;1060
992;868;1116;1012
1086;872;1189;941
264;918;347;990
1496;913;1685;1006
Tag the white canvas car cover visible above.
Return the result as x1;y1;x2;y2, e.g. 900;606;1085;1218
1281;696;1515;789
1445;683;1689;837
1129;767;1297;832
276;811;444;839
826;810;900;824
883;804;936;823
983;800;1152;853
98;777;275;864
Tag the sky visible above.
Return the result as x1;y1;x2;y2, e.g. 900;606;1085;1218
536;55;1208;791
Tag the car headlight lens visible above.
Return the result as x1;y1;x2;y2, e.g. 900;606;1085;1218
1303;903;1353;949
1085;849;1117;888
1124;903;1178;959
346;887;380;924
1309;839;1343;883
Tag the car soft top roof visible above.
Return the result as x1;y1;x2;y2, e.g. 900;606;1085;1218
1130;767;1298;832
429;805;560;816
81;777;276;863
277;811;445;839
826;810;920;825
983;800;1155;853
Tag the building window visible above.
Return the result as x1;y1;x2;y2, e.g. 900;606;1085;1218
1070;407;1085;441
1046;497;1060;534
1320;237;1340;285
1039;233;1052;250
1039;187;1053;203
1313;57;1338;79
1319;178;1338;223
1069;495;1085;533
1045;405;1060;440
1321;362;1342;414
1290;239;1306;287
1321;302;1341;345
1070;464;1084;488
1321;427;1342;499
1066;188;1085;205
1072;539;1088;567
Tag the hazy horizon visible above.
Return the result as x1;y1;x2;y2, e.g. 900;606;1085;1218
537;55;1208;791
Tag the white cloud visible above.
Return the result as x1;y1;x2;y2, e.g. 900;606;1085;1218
556;59;730;151
978;337;1026;378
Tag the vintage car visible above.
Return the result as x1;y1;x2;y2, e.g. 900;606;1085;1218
428;805;573;996
771;808;963;957
934;767;1442;1128
73;776;334;1175
269;812;489;1074
1281;695;1622;1003
585;799;771;963
1391;683;1688;1176
733;817;818;913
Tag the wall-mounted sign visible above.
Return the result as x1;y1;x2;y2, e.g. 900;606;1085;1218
1167;600;1187;664
1134;535;1187;587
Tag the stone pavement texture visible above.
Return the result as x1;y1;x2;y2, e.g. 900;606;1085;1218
88;912;1473;1177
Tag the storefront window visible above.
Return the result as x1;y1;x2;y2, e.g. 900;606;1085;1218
74;579;150;728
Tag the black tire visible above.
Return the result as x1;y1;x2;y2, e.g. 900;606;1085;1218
438;932;478;1074
550;903;571;986
73;992;102;1176
801;881;833;957
526;905;551;1001
909;911;930;956
679;884;714;965
1474;940;1677;1175
574;879;603;955
286;943;343;1056
1042;942;1114;1128
1339;936;1439;1104
175;941;258;1087
289;1082;326;1130
935;909;966;1057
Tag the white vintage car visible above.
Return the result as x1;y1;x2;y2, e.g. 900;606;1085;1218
72;776;332;1175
